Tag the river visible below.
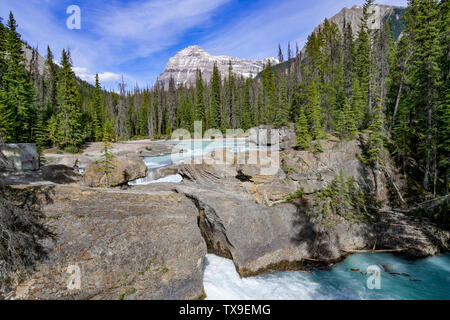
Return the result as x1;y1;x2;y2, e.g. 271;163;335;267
203;253;450;300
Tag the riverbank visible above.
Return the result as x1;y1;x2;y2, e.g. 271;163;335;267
1;135;449;300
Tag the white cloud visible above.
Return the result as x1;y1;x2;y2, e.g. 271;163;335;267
0;0;230;87
90;0;231;61
201;0;408;60
73;67;121;83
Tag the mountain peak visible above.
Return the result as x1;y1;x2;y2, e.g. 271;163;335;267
158;47;278;88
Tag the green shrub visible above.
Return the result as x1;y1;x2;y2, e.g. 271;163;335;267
63;145;80;154
285;188;305;202
312;170;368;223
283;166;297;176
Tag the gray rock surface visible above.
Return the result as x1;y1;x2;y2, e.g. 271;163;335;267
175;182;449;277
315;5;403;36
83;158;147;187
7;185;207;300
249;125;296;150
0;144;39;172
157;46;278;89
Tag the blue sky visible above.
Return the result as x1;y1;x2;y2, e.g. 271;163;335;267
0;0;408;90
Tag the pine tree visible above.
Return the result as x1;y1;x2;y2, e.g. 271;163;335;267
44;46;58;115
437;0;449;193
343;21;354;97
275;76;290;127
209;63;221;129
194;70;205;132
54;49;83;151
138;90;150;136
0;91;12;142
307;82;324;140
296;108;311;150
92;74;103;141
353;2;373;124
99;119;116;187
278;44;284;63
405;0;443;191
241;78;252;131
0;17;7;80
363;102;386;168
337;101;357;139
3;12;35;142
225;61;234;130
261;63;277;124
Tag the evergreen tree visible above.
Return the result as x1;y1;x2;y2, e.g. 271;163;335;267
437;0;449;193
0;92;12;142
275;76;290;127
92;74;103;141
307;82;324;140
353;1;373;124
225;61;234;130
138;90;150;136
53;49;83;151
404;0;443;191
261;63;277;124
44;46;58;115
194;70;205;132
209;63;221;129
99;119;116;186
363;102;386;168
296;108;311;150
241;78;252;131
3;12;35;142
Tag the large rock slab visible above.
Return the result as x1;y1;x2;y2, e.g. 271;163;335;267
249;125;296;149
0;144;39;171
175;185;449;277
83;158;147;187
281;138;404;205
7;185;207;300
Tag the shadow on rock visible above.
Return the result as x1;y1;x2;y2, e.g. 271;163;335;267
0;185;55;298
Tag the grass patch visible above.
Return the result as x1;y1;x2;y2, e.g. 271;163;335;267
119;287;136;300
285;188;305;202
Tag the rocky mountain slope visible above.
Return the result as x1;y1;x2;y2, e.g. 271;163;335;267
157;46;278;89
313;4;406;38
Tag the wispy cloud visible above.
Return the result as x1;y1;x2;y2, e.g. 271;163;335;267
0;0;230;87
73;67;121;83
201;0;409;60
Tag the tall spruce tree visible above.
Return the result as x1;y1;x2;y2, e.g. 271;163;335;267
307;82;324;140
92;74;103;141
405;0;443;191
275;76;290;127
296;107;311;150
3;12;35;142
209;63;221;129
194;70;205;132
53;49;83;151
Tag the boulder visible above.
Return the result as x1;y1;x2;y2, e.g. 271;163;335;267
0;144;39;171
83;158;147;187
151;166;179;181
249;125;296;149
7;185;207;300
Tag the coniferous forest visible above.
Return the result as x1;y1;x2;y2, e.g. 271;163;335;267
0;0;448;199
